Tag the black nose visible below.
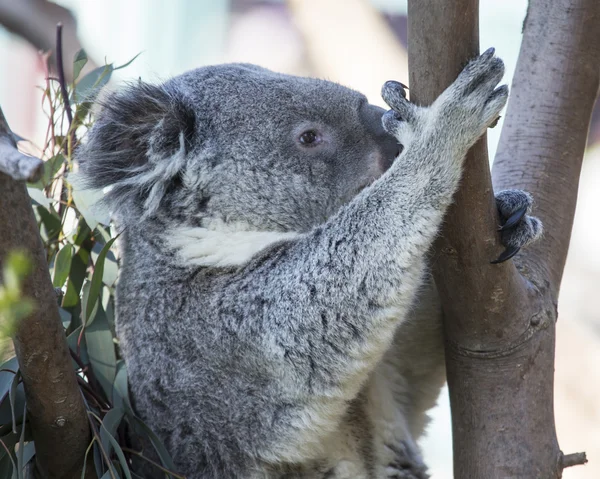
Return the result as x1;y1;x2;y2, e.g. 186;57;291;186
360;103;402;166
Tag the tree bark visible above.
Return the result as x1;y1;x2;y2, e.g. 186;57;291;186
407;0;598;477
0;108;93;478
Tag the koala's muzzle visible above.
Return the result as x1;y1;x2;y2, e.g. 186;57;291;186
360;103;402;172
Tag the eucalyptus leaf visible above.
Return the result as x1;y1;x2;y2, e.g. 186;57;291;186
19;442;34;470
100;407;124;458
131;415;177;472
74;64;114;104
27;188;50;208
59;307;72;329
8;372;21;434
0;357;19;404
112;361;131;413
53;244;73;288
67;326;89;366
85;306;117;399
98;409;131;479
70;186;110;231
91;243;118;288
73;49;88;82
0;384;25;427
36;206;61;243
114;52;143;71
16;404;26;479
86;238;118;322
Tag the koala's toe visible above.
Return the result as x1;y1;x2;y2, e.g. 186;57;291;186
495;189;534;218
381;81;415;122
500;215;543;249
491;189;543;264
483;85;509;128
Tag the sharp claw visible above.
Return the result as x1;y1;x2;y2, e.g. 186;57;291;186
498;206;527;231
490;245;520;264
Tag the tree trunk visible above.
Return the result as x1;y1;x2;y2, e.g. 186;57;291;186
407;0;598;477
0;109;93;478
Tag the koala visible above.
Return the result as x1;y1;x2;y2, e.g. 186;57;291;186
77;48;542;478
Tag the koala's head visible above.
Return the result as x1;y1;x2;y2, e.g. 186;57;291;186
77;64;400;234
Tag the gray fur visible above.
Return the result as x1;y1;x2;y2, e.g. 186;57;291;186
76;51;538;478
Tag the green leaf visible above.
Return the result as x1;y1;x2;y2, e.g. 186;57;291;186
53;244;73;288
100;408;123;458
91;243;118;287
86;238;117;323
37;206;62;243
0;453;13;479
67;326;89;366
16;404;26;479
59;307;72;329
27;188;50;208
0;384;24;427
70;187;110;231
114;52;143;71
131;415;177;471
73;49;88;82
8;372;21;434
80;439;95;479
0;358;19;404
62;246;89;310
112;361;131;413
85;306;117;399
98;409;131;479
74;64;114;104
0;433;17;477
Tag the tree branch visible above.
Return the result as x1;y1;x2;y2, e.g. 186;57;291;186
561;451;588;469
0;108;92;478
0;110;43;182
407;0;595;476
493;0;600;294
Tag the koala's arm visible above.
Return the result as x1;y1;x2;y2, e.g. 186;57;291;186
207;49;507;458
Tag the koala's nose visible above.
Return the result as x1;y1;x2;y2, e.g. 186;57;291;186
360;103;402;169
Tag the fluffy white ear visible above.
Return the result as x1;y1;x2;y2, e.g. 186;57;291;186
76;82;197;220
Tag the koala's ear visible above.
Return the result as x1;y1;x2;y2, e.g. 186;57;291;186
76;81;196;219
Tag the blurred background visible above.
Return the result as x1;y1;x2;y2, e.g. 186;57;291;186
0;0;598;477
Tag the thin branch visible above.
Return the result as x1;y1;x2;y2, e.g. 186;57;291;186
55;23;72;128
561;452;588;469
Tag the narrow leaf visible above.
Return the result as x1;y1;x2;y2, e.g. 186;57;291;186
131;415;177;471
0;358;19;404
86;238;117;323
114;52;143;71
74;64;114;104
112;361;131;413
85;306;117;399
98;411;131;479
53;244;74;288
73;49;88;81
99;407;124;458
8;372;21;434
16;404;26;479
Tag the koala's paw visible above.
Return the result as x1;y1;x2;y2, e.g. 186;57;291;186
433;47;508;150
491;189;543;264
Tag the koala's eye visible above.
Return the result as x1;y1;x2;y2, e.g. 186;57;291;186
298;130;322;147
